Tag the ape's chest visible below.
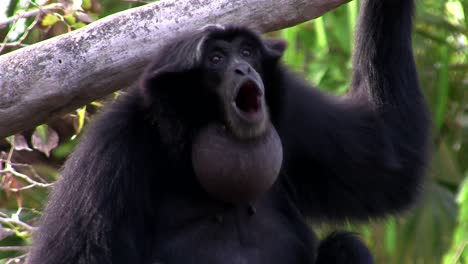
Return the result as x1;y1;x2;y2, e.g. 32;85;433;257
152;194;315;264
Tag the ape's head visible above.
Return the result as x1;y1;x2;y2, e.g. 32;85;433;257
140;25;286;204
195;25;287;139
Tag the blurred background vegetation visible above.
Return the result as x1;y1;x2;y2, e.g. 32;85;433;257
0;0;467;263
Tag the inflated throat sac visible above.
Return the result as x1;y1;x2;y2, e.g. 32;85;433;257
191;124;283;204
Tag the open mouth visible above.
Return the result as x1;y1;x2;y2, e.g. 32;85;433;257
227;79;268;139
234;80;263;117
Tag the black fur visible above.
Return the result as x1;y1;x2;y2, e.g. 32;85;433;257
27;0;429;263
315;232;374;264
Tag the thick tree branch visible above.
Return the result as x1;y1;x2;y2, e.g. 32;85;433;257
0;0;348;137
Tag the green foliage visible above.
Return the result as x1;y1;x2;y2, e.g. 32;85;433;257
444;175;468;264
0;0;466;263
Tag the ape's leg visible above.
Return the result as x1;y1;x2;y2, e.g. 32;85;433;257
315;232;374;264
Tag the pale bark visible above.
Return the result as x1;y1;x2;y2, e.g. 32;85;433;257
0;0;348;137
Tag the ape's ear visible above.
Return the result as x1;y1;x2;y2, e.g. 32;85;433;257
263;38;287;59
139;62;198;107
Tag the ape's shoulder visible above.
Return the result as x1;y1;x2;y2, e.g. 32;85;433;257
75;92;156;153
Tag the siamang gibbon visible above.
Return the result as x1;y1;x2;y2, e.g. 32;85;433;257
28;0;429;263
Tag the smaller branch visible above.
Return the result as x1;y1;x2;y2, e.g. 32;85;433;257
0;146;52;188
6;145;13;161
0;169;53;188
0;3;64;29
449;242;467;264
1;160;49;184
0;42;29;47
0;246;30;252
6;254;29;264
0;216;36;231
4;184;41;192
0;147;53;192
0;14;41;53
0;2;30;50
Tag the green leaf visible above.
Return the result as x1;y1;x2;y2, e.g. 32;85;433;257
313;17;328;50
443;174;468;264
41;14;60;27
82;0;92;10
384;217;397;255
76;106;86;135
435;46;450;130
71;22;86;29
31;125;59;157
34;125;48;142
64;14;77;25
280;25;304;71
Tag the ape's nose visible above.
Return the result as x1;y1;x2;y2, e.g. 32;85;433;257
234;64;252;76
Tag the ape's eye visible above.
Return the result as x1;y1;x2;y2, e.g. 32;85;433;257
210;54;223;64
241;48;252;57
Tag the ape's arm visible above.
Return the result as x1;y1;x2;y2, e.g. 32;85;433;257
278;0;430;220
27;97;156;264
